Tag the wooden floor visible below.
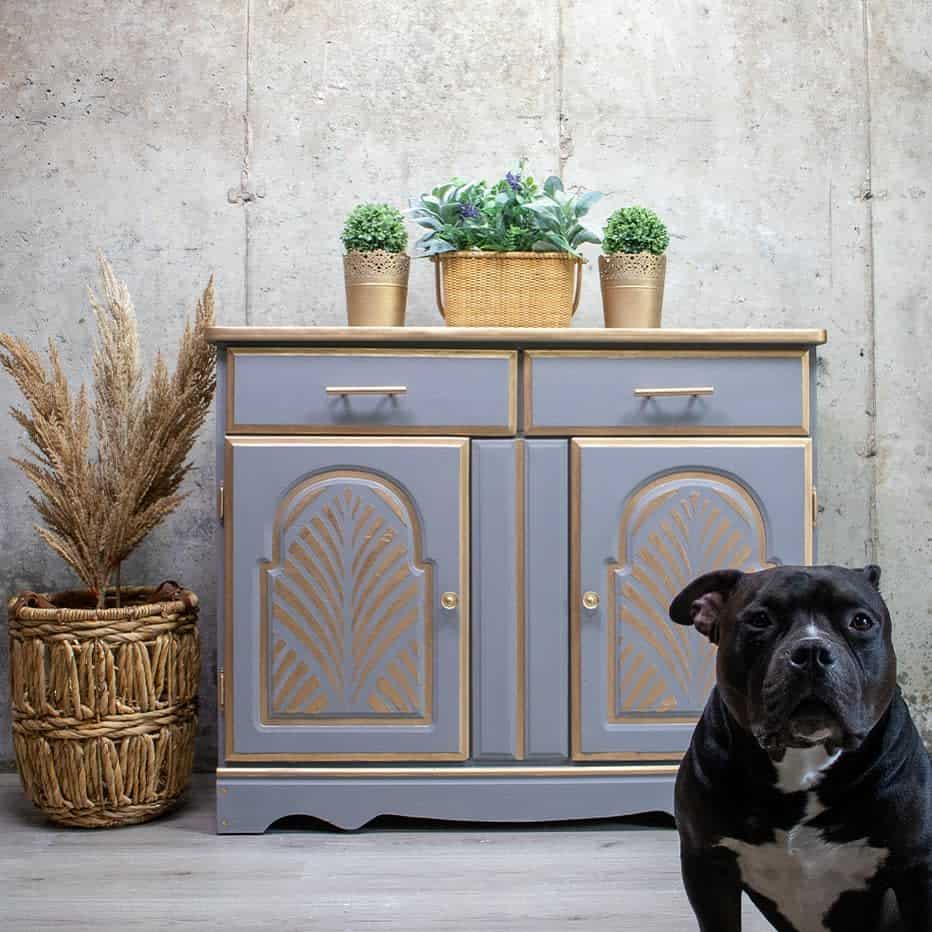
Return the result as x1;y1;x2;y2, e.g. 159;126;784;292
0;773;773;930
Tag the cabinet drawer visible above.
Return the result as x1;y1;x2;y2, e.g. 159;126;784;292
228;349;517;434
525;351;809;435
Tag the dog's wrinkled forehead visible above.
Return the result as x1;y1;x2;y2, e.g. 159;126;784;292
668;564;887;645
741;566;885;617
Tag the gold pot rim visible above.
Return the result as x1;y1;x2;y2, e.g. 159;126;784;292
599;250;666;261
343;248;410;258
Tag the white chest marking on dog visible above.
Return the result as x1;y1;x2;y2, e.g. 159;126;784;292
720;796;889;932
774;743;842;792
720;747;888;931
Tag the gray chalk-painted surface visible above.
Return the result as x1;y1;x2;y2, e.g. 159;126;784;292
471;440;521;759
227;438;467;759
231;350;514;432
528;353;805;432
524;440;571;759
219;346;816;830
574;440;809;757
216;773;676;834
471;439;571;761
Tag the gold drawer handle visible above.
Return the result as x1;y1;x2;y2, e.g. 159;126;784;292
325;385;408;396
582;591;600;610
441;592;459;611
633;386;715;398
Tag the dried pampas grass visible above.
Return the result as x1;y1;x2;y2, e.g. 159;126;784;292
0;254;216;607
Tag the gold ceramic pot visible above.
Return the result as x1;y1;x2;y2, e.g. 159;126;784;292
598;252;667;328
343;250;410;326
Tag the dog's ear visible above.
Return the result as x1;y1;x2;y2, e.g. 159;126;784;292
862;564;881;591
669;570;744;644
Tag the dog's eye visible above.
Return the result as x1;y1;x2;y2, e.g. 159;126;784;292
745;610;771;629
850;612;875;632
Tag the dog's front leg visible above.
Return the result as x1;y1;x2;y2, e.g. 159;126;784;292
892;864;931;931
681;846;743;932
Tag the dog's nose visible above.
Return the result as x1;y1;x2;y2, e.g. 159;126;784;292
789;639;835;671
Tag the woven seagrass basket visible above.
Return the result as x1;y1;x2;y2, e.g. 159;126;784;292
8;581;200;828
432;251;584;327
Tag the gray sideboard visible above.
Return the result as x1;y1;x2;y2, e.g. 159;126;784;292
207;326;826;833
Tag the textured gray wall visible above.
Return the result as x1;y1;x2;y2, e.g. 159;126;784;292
0;1;928;770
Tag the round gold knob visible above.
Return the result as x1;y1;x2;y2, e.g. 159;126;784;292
582;591;600;610
441;592;459;611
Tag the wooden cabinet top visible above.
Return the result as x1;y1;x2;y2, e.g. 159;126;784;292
207;326;827;348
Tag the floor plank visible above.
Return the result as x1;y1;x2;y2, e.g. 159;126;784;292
0;774;772;930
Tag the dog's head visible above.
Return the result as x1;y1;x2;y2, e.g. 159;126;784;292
669;565;897;756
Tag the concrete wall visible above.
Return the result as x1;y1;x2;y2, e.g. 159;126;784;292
0;0;928;770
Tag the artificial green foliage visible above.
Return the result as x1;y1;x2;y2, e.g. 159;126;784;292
524;176;603;256
408;166;602;259
602;206;669;256
341;203;408;254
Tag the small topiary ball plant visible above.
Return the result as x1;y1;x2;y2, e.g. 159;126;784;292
341;203;408;254
602;206;669;256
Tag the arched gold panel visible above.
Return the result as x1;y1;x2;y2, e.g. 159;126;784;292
259;470;432;725
609;471;772;721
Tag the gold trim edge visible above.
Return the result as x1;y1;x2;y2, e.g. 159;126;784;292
208;326;828;347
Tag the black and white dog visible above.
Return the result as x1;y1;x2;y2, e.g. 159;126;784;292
668;565;931;931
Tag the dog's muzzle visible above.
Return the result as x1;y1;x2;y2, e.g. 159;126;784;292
753;635;867;754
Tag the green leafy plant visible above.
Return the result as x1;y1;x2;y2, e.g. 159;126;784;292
524;176;603;256
602;206;669;256
408;166;602;258
340;203;408;254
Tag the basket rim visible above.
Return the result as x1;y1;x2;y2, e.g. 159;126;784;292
430;250;585;263
8;585;198;622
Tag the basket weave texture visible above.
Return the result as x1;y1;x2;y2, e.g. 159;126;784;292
8;583;200;828
432;251;584;327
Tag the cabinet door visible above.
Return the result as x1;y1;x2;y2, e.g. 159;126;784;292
224;437;468;761
571;438;812;761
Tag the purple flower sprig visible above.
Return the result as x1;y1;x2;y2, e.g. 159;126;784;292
505;171;522;192
459;202;480;219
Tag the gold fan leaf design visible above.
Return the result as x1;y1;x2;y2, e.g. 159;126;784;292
612;474;772;719
263;472;429;721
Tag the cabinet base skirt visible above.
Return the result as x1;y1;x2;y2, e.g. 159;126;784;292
215;772;676;834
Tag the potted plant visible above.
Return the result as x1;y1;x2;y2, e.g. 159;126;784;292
341;202;410;326
599;206;669;328
408;166;602;327
1;255;215;827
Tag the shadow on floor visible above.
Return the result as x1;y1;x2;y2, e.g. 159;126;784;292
267;809;677;835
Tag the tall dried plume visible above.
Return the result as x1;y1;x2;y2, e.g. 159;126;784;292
0;254;216;607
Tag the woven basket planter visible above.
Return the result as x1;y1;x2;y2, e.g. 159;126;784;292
432;251;584;327
8;582;200;828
